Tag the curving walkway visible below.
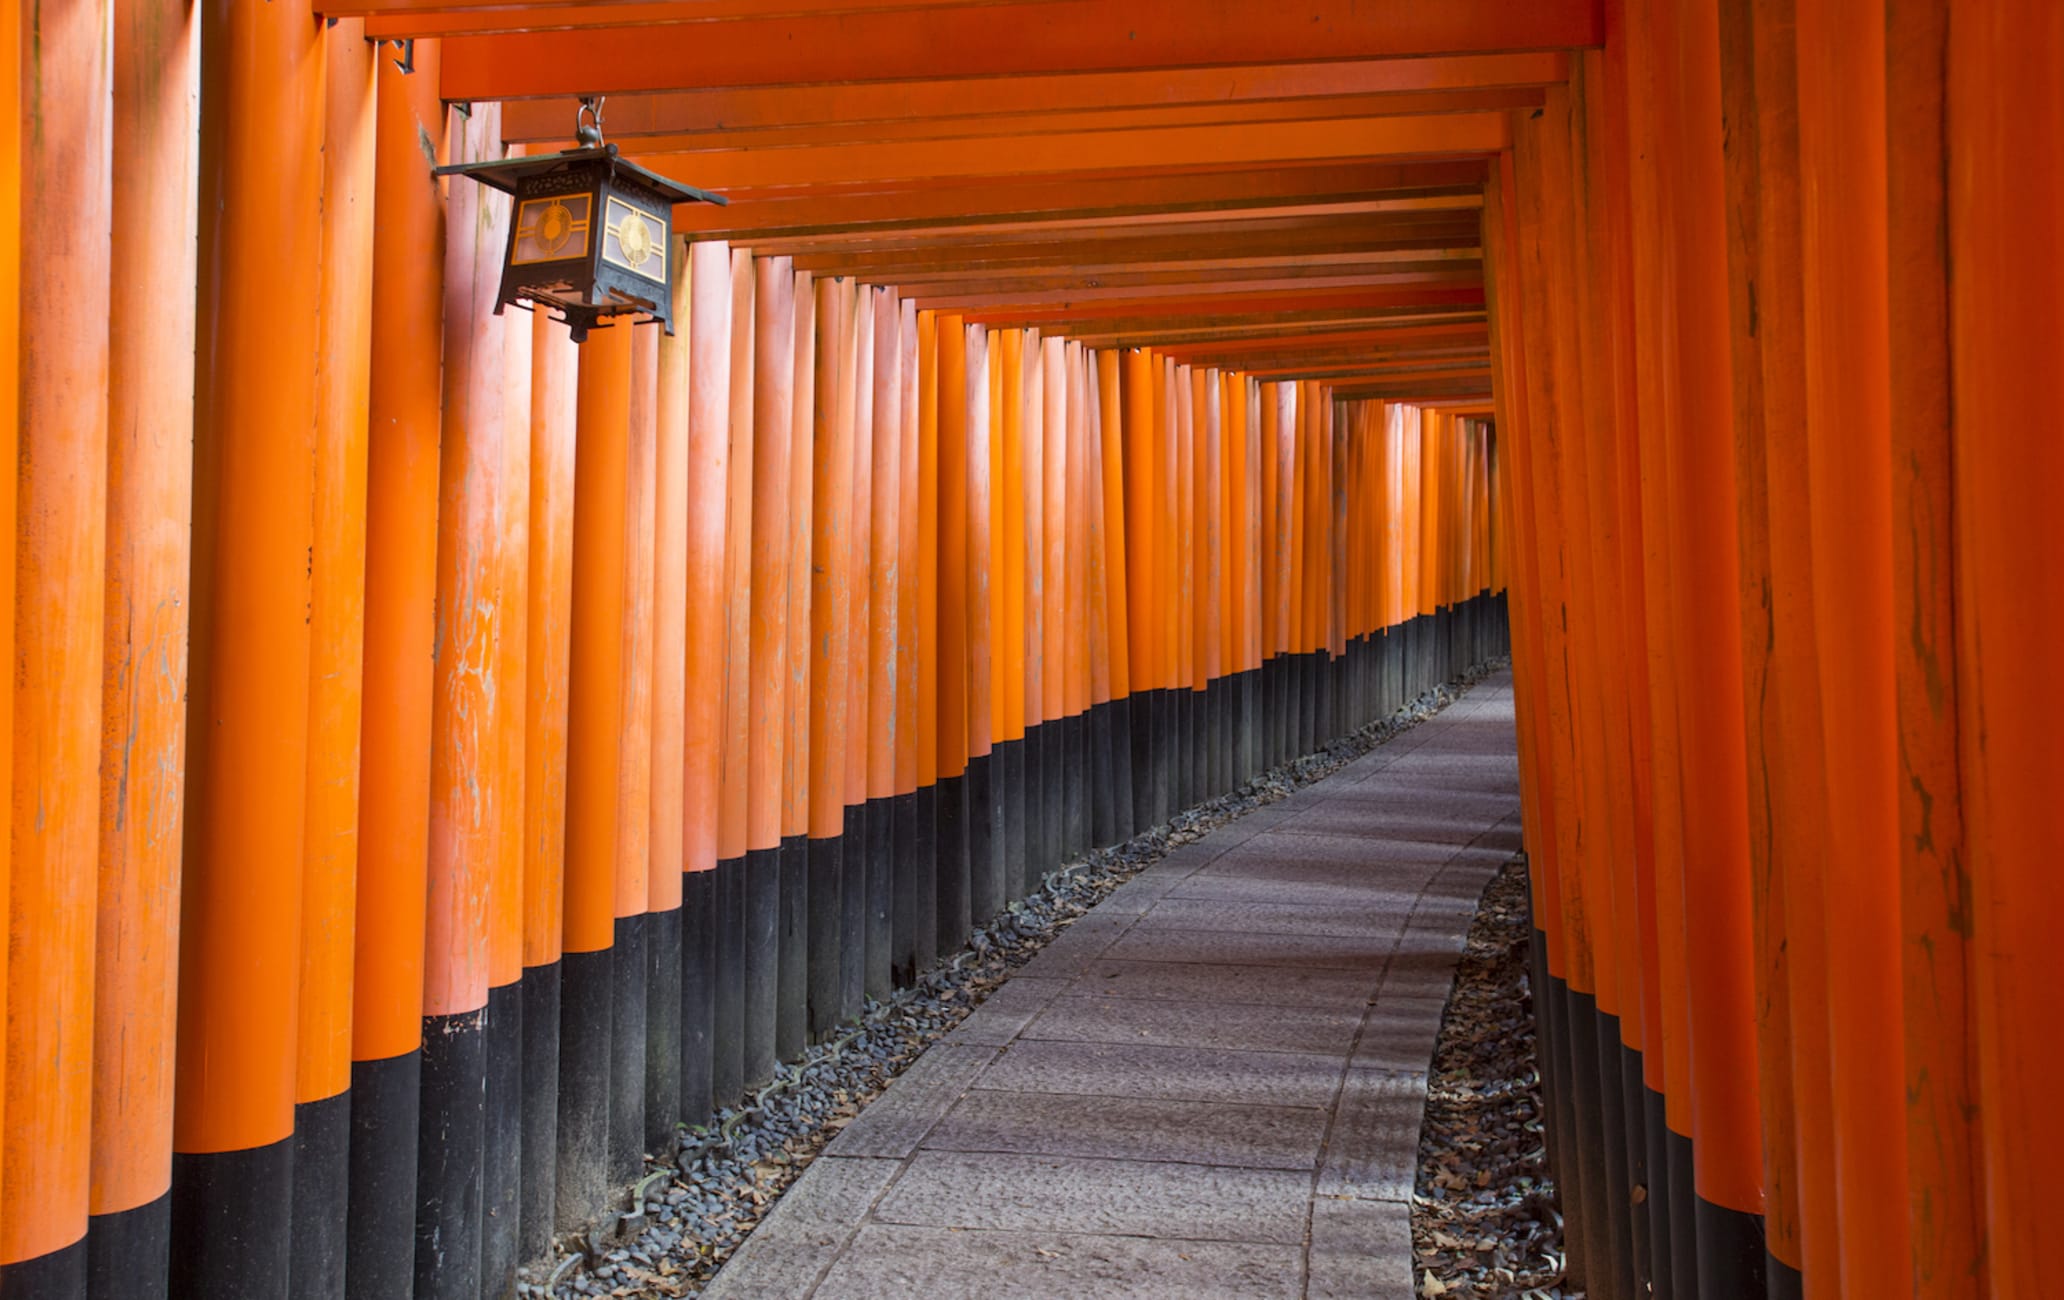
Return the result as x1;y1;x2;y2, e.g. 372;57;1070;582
704;672;1522;1300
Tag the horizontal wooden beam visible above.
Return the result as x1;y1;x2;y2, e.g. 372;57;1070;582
675;160;1488;237
1062;308;1487;348
635;113;1507;190
440;0;1604;99
353;0;1036;35
909;268;1480;310
564;88;1541;156
813;238;1481;282
498;52;1568;141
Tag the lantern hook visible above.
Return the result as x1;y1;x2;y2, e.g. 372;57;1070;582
576;97;607;149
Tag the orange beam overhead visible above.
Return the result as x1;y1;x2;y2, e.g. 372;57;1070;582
674;161;1488;238
571;89;1543;157
496;53;1567;141
628;114;1509;191
352;0;1043;35
439;0;1604;99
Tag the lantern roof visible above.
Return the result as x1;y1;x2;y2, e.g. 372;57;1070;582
434;142;727;208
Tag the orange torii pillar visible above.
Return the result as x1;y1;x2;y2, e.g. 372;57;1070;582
862;292;904;999
1120;350;1159;826
682;239;735;1121
168;0;320;1293
908;312;941;976
522;308;579;1252
777;270;816;1061
832;284;875;1021
289;23;375;1299
711;245;755;1107
1019;332;1051;884
993;332;1030;898
419;100;524;1299
608;326;658;1183
6;0;109;1291
889;305;923;984
89;0;196;1291
806;277;856;1037
1092;349;1139;838
743;257;796;1088
646;259;692;1150
1061;345;1093;853
560;320;633;1227
934;315;973;953
964;326;1006;923
348;36;444;1298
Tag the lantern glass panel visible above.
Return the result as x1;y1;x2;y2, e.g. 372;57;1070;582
513;193;592;266
601;193;668;285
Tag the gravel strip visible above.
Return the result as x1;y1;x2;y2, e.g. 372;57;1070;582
521;658;1511;1299
1409;858;1578;1299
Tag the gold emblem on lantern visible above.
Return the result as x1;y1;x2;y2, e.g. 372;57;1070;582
603;196;669;284
513;193;592;265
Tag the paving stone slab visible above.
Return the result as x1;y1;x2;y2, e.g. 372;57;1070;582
699;1157;903;1300
870;1150;1312;1242
1101;925;1395;974
1318;1068;1428;1201
1351;997;1447;1073
812;1224;1305;1300
926;1088;1332;1171
1023;993;1365;1056
1134;895;1414;938
946;977;1075;1047
977;1037;1345;1109
1014;915;1136;980
1073;957;1378;1009
823;1044;1000;1159
1307;1196;1417;1300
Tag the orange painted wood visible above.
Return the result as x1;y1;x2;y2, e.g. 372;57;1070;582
440;0;1603;99
492;54;1565;133
172;0;323;1161
93;0;198;1220
783;272;817;840
651;257;692;895
354;39;445;1062
808;279;856;840
914;313;940;788
716;249;756;862
684;241;734;874
525;313;578;962
614;326;657;917
297;20;376;1104
1097;350;1132;697
425;104;511;1016
564;322;633;956
6;0;111;1255
1949;3;2064;1294
746;258;796;853
935;314;971;778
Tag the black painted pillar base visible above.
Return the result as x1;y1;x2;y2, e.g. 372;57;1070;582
609;912;649;1184
967;752;1003;925
679;873;715;1131
890;791;920;988
1088;703;1116;848
345;1050;419;1300
88;1192;169;1300
865;798;895;1001
521;961;563;1261
712;857;744;1107
935;773;971;955
742;849;780;1088
911;784;939;980
289;1090;350;1300
645;906;683;1152
556;947;613;1232
415;1005;486;1300
1109;695;1137;839
482;980;524;1297
838;806;867;1021
997;739;1027;905
169;1136;293;1299
807;832;844;1041
776;835;809;1061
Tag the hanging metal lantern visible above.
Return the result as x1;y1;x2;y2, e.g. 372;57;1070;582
436;98;725;342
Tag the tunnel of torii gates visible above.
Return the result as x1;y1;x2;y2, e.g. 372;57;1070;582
0;0;2056;1297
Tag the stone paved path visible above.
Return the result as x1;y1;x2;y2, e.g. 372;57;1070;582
703;671;1521;1300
